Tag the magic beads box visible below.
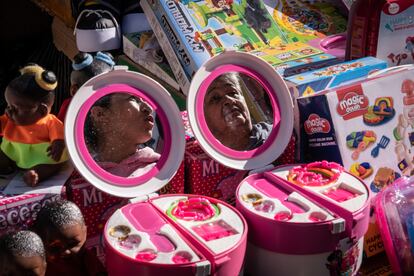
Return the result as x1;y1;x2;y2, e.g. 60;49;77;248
298;66;414;196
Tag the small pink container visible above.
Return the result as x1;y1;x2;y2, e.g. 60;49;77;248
236;163;371;275
376;177;414;275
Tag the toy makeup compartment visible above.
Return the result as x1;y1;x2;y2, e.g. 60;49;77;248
236;161;371;276
376;177;414;275
64;65;248;276
105;194;245;275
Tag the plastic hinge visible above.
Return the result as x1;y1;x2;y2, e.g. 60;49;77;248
128;193;159;204
331;218;346;234
195;260;211;276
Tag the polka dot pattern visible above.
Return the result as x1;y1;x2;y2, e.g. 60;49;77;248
184;134;296;205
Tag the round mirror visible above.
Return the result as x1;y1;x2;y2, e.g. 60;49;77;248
203;71;274;151
65;68;185;198
187;51;294;170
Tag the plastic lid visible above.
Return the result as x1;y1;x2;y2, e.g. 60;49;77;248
65;67;185;198
187;51;294;170
376;177;414;275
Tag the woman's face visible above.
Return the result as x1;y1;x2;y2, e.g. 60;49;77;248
204;77;251;136
97;93;155;145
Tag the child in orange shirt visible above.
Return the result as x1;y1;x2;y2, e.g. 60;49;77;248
33;200;106;276
0;64;68;186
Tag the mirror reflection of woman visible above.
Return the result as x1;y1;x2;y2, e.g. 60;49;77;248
204;72;273;151
85;93;160;177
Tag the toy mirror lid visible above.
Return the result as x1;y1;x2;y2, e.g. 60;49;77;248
65;67;185;198
187;51;294;170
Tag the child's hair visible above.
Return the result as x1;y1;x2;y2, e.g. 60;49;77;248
34;199;85;236
83;94;113;152
0;230;45;260
70;51;115;87
7;63;57;104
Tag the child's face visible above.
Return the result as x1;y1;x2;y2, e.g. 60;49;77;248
8;255;47;276
96;93;155;145
4;87;47;125
44;223;87;262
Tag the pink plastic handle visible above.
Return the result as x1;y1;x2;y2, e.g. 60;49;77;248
320;33;347;49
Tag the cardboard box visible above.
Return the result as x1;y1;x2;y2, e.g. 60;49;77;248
286;57;387;98
347;0;414;66
298;66;414;191
84;234;106;267
0;193;63;235
359;252;393;276
0;168;69;235
363;220;385;258
67;171;129;238
52;16;78;59
274;53;340;77
32;0;75;27
297;67;414;259
185;141;248;204
141;0;324;93
123;31;180;91
264;0;347;43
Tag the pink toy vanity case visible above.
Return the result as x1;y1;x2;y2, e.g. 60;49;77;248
376;177;414;275
64;63;250;275
236;161;371;276
105;194;246;275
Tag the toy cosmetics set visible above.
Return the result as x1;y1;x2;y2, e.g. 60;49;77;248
236;161;370;275
376;176;414;275
346;0;414;67
141;0;345;94
65;51;297;275
298;65;414;195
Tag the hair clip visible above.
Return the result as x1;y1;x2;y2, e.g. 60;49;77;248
20;64;57;91
72;53;94;71
95;51;115;67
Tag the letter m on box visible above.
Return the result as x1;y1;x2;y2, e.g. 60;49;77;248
336;84;369;120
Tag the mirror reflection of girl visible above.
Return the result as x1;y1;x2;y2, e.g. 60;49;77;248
85;93;160;177
0;64;68;186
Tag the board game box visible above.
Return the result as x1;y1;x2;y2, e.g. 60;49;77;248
263;0;347;43
123;31;180;91
142;0;325;93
